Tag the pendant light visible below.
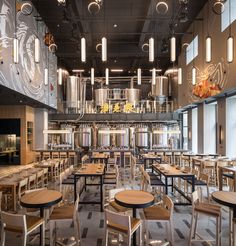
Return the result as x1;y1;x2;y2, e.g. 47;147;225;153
227;0;234;63
44;48;49;85
137;68;141;85
81;37;86;62
192;67;196;85
13;0;19;64
102;37;107;62
58;68;62;85
178;68;182;85
170;36;176;62
205;2;212;63
105;68;109;85
152;68;156;85
91;68;94;85
149;37;154;62
34;37;40;63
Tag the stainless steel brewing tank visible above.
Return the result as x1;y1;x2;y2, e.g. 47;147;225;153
75;127;92;147
115;128;129;147
97;127;111;147
152;126;168;148
66;76;80;108
95;89;108;106
134;127;149;148
125;89;140;103
151;76;169;103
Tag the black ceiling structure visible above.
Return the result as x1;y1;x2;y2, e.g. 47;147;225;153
32;0;208;76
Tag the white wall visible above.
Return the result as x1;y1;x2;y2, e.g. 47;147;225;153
192;108;198;153
204;103;216;154
226;97;236;157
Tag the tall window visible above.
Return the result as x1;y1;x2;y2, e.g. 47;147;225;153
186;35;198;65
183;111;188;150
221;0;236;32
192;108;198;153
226;96;236;157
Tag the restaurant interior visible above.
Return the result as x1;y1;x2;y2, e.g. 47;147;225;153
0;0;236;245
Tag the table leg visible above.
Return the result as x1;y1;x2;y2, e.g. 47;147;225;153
219;167;223;191
165;177;168;195
191;175;195;193
40;208;44;245
132;208;137;246
100;175;103;212
74;175;77;202
171;178;174;192
234;172;236;192
85;177;87;191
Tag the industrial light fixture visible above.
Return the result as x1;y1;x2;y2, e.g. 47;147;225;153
81;37;86;62
105;68;109;85
212;0;225;15
58;68;63;85
149;69;162;72
152;68;156;85
137;68;141;85
88;0;102;15
110;69;123;72
72;69;85;73
227;0;233;63
91;68;95;85
206;2;212;63
149;37;154;62
170;36;176;62
156;1;169;15
57;0;66;6
102;37;107;62
178;68;182;85
192;67;196;85
34;37;40;63
142;43;149;52
13;0;19;64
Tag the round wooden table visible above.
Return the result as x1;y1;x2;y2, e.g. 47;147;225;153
20;189;62;244
115;190;154;246
212;191;236;246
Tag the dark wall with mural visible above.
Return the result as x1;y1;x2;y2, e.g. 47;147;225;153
178;0;236;107
0;0;57;108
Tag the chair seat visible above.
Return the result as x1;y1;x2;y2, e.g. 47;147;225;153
187;178;207;186
143;205;170;221
104;174;116;179
195;202;221;217
150;178;164;186
107;217;141;234
103;179;117;184
50;205;74;220
62;179;74;185
109;201;130;213
5;215;43;233
223;173;234;179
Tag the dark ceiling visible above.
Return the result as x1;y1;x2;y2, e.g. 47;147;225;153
32;0;208;76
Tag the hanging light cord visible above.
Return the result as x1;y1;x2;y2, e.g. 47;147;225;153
14;0;17;38
229;0;231;36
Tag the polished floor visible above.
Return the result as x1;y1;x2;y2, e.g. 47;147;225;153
3;168;232;246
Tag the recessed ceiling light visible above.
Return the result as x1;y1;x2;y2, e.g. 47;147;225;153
114;59;117;63
57;24;60;28
113;24;118;28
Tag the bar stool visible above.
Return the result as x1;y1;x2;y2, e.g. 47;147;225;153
189;190;221;246
68;151;77;166
51;152;59;159
173;152;181;165
34;152;41;162
42;152;51;160
165;152;172;164
59;152;67;159
203;160;217;186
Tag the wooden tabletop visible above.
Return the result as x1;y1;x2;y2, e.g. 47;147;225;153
212;191;236;208
75;163;105;175
220;166;236;172
20;189;62;209
91;154;108;159
114;190;154;209
142;154;161;159
153;164;194;177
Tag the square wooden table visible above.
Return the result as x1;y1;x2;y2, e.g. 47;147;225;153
73;163;105;212
152;163;195;205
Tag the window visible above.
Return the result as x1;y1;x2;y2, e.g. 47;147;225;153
221;0;236;32
186;35;198;65
183;112;188;150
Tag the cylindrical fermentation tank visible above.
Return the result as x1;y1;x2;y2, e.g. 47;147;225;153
152;125;168;148
115;127;129;147
125;89;140;104
75;126;92;147
97;127;111;147
151;76;169;104
134;126;149;148
66;76;80;108
95;88;108;106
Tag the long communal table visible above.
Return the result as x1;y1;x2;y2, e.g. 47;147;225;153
73;163;105;212
152;163;195;205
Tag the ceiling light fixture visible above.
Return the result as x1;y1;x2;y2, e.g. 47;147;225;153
91;68;95;85
34;37;40;63
142;43;149;52
227;0;233;63
156;1;169;15
149;37;154;62
170;36;176;62
149;69;162;72
88;0;102;15
57;0;66;6
192;67;196;85
81;37;86;63
137;68;141;85
152;68;156;85
13;0;19;64
105;68;109;85
44;68;49;86
72;69;85;73
212;0;225;15
110;69;123;72
113;24;118;28
206;2;212;63
58;68;63;85
102;37;107;62
178;68;182;85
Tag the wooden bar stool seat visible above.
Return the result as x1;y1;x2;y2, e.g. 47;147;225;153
68;151;77;165
51;152;59;159
59;152;67;159
42;152;51;160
